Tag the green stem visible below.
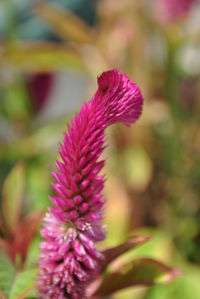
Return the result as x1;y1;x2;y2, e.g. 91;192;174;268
166;38;184;121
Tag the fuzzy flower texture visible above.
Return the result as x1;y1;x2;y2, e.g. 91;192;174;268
38;70;143;298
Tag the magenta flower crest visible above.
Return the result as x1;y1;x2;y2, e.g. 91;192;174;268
38;70;143;298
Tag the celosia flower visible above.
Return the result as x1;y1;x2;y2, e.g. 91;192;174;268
38;70;143;298
153;0;195;23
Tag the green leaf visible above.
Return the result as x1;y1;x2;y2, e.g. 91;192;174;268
9;268;38;299
94;258;180;297
0;251;16;298
145;265;200;299
1;41;85;73
2;162;25;235
4;79;30;121
0;251;37;298
123;146;153;191
25;235;41;269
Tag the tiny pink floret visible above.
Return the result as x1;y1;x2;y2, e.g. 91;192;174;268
38;70;143;298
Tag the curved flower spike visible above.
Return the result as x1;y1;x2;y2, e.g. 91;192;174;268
38;70;143;298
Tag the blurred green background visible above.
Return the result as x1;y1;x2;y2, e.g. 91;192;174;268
0;0;200;298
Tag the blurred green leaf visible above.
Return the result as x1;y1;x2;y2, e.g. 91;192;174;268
0;250;16;298
25;235;41;269
0;41;84;72
0;251;37;299
0;118;66;161
9;268;37;299
104;176;131;245
2;162;25;235
26;163;51;211
145;265;200;299
123;146;153;191
4;79;29;121
94;258;180;297
34;3;94;44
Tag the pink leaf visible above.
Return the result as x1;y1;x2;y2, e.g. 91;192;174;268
100;235;152;271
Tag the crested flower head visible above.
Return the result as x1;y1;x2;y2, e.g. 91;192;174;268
38;70;143;298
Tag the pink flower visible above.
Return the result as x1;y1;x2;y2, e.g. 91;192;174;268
38;70;143;298
154;0;195;23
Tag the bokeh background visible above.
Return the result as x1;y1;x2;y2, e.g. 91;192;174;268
0;0;200;298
